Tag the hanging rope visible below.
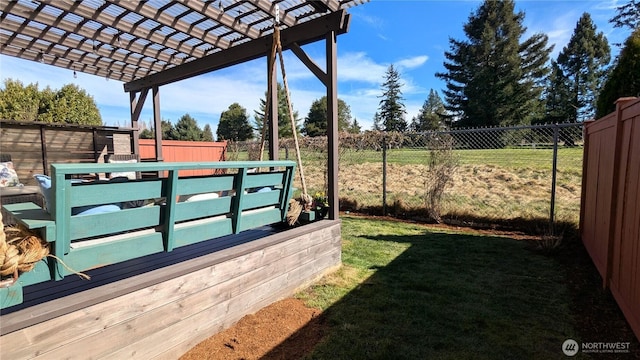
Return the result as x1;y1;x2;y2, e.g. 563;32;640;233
0;212;89;288
260;12;313;225
258;24;279;162
274;25;313;211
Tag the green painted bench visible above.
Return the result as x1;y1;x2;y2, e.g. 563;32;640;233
0;161;296;309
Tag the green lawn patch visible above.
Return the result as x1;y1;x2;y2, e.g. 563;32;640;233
297;216;583;359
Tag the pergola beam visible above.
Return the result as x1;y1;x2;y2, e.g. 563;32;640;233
124;10;349;92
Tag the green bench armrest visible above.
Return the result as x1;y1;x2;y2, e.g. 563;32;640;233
2;202;56;242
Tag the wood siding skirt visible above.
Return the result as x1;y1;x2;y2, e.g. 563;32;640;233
0;220;341;359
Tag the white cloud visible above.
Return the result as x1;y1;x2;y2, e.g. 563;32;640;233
354;12;385;31
337;52;387;83
396;55;429;70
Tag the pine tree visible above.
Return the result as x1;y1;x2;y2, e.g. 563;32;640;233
202;124;214;141
161;120;176;140
253;83;299;139
217;103;253;141
302;96;352;137
543;61;574;123
378;65;407;132
596;27;640;118
372;112;383;131
173;114;203;141
436;0;551;127
557;13;610;121
348;118;361;134
610;0;640;31
411;89;447;131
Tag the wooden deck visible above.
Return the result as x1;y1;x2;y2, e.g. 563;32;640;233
0;220;342;359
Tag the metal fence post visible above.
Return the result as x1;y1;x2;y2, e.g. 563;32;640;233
550;124;559;232
382;135;387;216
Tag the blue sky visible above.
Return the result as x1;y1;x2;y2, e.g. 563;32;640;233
0;0;632;133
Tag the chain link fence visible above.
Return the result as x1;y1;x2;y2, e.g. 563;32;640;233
228;123;584;230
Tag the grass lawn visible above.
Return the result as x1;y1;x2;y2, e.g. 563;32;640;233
296;216;638;359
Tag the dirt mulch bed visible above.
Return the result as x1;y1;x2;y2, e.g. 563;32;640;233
180;298;327;360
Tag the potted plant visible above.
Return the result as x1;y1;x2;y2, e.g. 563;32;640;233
313;191;329;219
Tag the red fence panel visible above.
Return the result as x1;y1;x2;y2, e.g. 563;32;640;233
138;139;227;176
610;99;640;342
581;97;640;341
580;113;617;277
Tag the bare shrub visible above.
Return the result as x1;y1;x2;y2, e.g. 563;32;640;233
424;134;458;223
247;141;264;161
227;140;240;161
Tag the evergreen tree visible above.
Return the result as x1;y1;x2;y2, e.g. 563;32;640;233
139;128;154;139
202;124;214;141
36;86;56;123
543;60;574;123
162;120;177;140
348;118;362;134
0;79;40;121
50;84;102;125
253;83;300;139
173;114;203;141
436;0;552;127
217;103;253;141
557;13;610;121
138;119;176;139
378;64;407;132
596;27;640;118
372;112;383;131
410;89;447;131
610;0;640;31
302;96;352;137
0;79;102;125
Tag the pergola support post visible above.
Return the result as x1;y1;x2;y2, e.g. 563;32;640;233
129;89;148;159
152;86;163;161
326;30;339;220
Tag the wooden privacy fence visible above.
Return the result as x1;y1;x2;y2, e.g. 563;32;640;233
0;120;135;185
139;139;227;177
580;97;640;341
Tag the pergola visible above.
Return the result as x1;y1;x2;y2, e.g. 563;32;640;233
0;0;367;220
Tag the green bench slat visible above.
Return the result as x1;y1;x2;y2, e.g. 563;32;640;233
174;197;232;222
237;207;282;232
70;206;161;240
65;232;164;274
69;181;163;207
0;283;23;309
244;172;286;188
176;175;235;195
241;190;281;210
173;217;233;248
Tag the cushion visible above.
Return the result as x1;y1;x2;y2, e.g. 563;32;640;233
108;158;137;180
185;192;220;202
0;162;21;187
72;204;121;216
34;174;121;214
33;174;53;212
